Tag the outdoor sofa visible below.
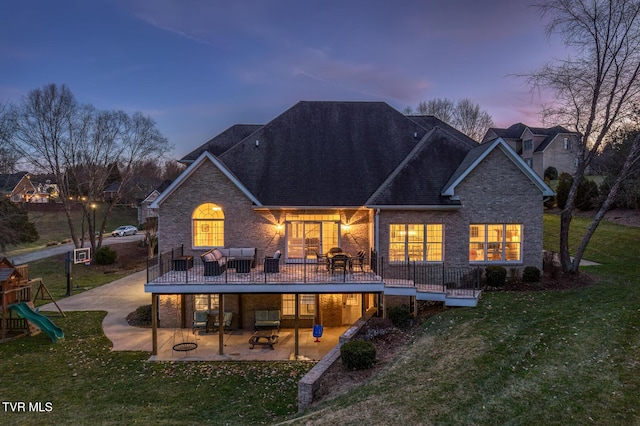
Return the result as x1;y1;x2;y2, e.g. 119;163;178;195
201;247;257;276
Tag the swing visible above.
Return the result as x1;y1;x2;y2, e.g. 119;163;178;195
172;296;198;353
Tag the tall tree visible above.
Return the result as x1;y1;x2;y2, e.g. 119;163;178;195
0;101;19;174
10;83;172;253
408;98;494;141
0;199;38;253
529;0;640;273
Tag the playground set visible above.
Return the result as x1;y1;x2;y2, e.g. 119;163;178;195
0;257;64;343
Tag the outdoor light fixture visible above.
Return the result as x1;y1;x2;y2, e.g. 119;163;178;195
276;224;283;234
343;224;351;234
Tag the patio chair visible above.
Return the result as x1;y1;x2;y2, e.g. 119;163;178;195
264;250;281;273
331;254;349;274
350;249;366;272
315;251;328;272
192;310;208;334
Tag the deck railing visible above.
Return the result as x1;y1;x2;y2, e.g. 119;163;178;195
147;247;481;295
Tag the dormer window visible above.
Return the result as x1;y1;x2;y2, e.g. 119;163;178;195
524;139;533;151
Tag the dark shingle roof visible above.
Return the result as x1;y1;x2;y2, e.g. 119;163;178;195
485;123;575;152
368;127;476;206
181;124;263;162
0;172;29;192
177;101;544;208
216;101;440;206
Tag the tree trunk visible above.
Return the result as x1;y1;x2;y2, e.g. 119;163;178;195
571;134;640;270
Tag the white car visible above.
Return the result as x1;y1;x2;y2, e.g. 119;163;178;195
111;225;138;237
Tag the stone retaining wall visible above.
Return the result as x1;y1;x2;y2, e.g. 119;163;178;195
297;314;371;412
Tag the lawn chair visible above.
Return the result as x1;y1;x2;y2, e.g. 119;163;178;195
192;310;208;334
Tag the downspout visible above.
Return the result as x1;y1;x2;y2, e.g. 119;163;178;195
374;209;380;260
375;209;382;318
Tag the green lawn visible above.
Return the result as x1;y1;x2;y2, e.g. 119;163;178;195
0;312;312;425
289;213;640;425
7;203;138;253
1;212;639;425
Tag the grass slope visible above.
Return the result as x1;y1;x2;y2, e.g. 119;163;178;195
7;204;138;253
0;312;312;425
292;214;640;425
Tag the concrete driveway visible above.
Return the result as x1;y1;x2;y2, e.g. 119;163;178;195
39;270;153;352
7;234;144;265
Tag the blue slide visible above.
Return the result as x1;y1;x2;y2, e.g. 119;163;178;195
9;302;64;342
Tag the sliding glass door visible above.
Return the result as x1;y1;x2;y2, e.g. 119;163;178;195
286;219;339;262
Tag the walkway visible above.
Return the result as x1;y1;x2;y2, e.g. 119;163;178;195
39;270;153;351
37;270;346;361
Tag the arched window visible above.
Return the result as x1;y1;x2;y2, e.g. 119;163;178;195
192;203;224;247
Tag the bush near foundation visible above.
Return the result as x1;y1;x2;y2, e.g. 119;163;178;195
387;305;412;328
523;266;541;283
485;265;507;288
341;340;376;370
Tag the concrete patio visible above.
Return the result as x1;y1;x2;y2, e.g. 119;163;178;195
153;326;349;361
38;270;349;361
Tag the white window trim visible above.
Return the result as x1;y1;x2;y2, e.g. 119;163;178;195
389;223;444;264
469;224;522;264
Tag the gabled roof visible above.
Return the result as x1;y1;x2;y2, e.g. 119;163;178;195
484;123;576;152
366;126;475;207
0;172;30;193
151;151;262;209
181;124;263;163
442;138;554;197
173;101;552;209
213;101;444;206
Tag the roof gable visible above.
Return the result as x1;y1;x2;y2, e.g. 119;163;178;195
442;138;554;197
0;172;30;192
217;101;434;206
181;124;263;163
367;126;474;207
150;151;261;209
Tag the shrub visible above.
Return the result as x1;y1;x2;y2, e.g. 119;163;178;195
341;339;376;370
485;265;507;288
387;305;412;328
555;173;573;209
95;246;118;265
544;166;558;181
522;266;541;283
135;304;152;323
575;178;599;211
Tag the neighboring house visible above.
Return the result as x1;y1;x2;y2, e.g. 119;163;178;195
103;182;121;202
482;123;581;178
145;101;553;357
29;176;58;203
0;172;36;203
137;180;172;225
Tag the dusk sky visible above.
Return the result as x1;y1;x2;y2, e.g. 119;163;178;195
1;0;565;158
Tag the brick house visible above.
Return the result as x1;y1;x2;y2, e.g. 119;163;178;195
0;172;36;203
145;101;553;357
482;123;581;178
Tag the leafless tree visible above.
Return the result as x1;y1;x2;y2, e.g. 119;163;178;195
10;83;172;253
0;101;20;174
529;0;640;273
409;98;494;141
162;159;186;181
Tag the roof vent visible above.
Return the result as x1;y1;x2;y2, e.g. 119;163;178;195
255;140;260;147
413;132;418;139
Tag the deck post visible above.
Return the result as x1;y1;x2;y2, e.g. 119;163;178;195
151;293;158;355
294;293;299;359
219;294;225;355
